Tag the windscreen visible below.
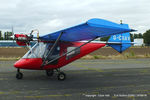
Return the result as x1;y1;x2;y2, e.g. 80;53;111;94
22;42;47;58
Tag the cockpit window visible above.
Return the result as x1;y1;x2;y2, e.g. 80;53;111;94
22;42;60;60
43;43;60;64
23;42;47;58
66;47;80;60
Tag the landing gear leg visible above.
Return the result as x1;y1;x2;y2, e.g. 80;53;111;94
56;69;66;81
46;69;54;77
16;68;23;79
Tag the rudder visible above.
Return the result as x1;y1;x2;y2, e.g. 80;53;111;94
108;24;131;53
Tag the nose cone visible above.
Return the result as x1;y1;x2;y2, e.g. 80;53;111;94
14;58;43;70
14;60;21;68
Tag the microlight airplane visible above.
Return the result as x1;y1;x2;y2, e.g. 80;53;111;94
13;18;135;81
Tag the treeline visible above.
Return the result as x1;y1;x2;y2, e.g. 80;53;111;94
143;29;150;45
100;33;143;42
0;31;13;40
130;33;143;42
100;29;150;45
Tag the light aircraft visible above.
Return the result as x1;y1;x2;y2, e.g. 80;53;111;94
13;18;135;81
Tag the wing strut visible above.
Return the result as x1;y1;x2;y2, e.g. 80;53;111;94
42;37;98;67
41;32;64;67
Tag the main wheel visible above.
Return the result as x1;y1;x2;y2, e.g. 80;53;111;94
16;72;23;79
57;72;66;81
46;70;54;77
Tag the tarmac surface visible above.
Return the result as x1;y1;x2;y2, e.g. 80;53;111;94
0;58;150;100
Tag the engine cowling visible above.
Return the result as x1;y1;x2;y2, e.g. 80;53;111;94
15;34;33;46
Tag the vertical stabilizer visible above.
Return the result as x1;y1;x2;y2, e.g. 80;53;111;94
108;24;131;53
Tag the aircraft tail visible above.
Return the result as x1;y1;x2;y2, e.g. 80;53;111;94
107;24;132;53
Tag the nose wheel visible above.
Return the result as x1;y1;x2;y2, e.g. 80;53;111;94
16;69;23;79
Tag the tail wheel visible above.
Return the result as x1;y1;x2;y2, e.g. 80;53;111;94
16;72;23;79
57;72;66;81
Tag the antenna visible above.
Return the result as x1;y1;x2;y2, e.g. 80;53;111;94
10;26;15;41
120;20;123;24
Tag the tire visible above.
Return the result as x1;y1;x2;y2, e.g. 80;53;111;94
46;70;54;77
16;72;23;79
57;72;66;81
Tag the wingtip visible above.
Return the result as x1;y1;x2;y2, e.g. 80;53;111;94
130;29;137;32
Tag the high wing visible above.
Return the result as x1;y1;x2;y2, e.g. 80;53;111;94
39;18;135;42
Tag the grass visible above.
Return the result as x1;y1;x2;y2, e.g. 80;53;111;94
0;52;150;61
82;52;150;60
0;57;20;61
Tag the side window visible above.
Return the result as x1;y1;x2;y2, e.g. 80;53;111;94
66;47;80;60
46;46;60;65
43;43;60;65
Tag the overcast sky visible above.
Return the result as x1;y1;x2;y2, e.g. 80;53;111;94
0;0;149;35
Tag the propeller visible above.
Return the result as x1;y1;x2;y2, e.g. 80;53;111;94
10;28;40;47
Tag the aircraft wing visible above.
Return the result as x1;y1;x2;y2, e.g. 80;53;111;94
39;18;135;42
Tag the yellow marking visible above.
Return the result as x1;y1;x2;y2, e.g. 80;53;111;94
102;86;115;89
0;78;8;80
0;91;5;94
9;91;20;94
147;93;150;95
141;90;149;92
112;96;117;99
25;96;45;98
71;60;150;66
128;96;135;100
73;63;104;72
92;92;99;94
22;94;72;98
64;94;72;96
140;70;148;73
135;89;149;92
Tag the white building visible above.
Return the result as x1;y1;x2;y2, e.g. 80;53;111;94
134;38;144;46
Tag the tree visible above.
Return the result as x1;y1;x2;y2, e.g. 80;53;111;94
143;29;150;45
4;31;13;40
0;37;3;40
130;33;134;42
100;36;110;41
4;32;7;40
138;33;143;38
7;32;13;40
134;34;138;39
132;33;143;40
0;31;1;39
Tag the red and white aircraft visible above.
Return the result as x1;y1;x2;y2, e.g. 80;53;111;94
13;18;135;81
